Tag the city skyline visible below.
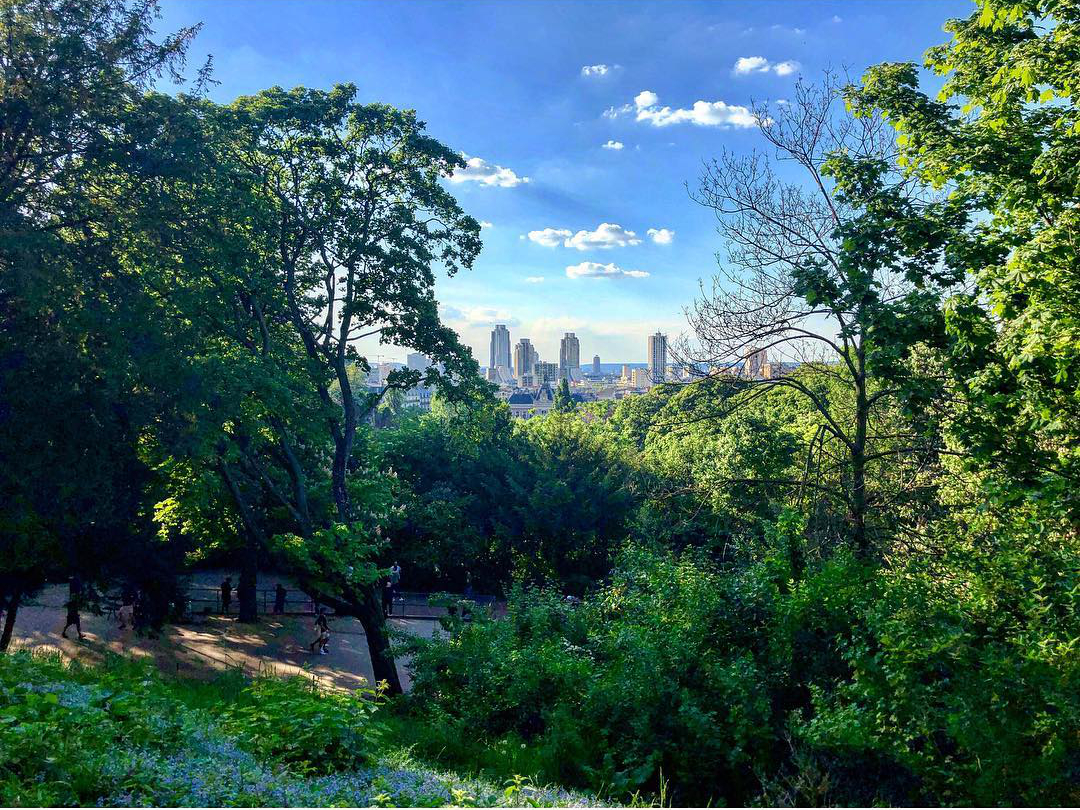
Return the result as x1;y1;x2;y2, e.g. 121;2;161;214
156;0;967;366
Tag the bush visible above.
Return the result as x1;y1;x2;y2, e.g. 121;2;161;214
218;673;381;775
401;544;779;805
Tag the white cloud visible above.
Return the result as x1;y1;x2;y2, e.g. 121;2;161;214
566;261;649;280
524;276;545;284
449;154;530;187
581;63;620;77
527;223;641;250
565;223;640;250
831;15;842;23
647;227;675;245
440;304;520;327
602;140;625;150
607;90;756;128
733;56;801;76
634;90;660;109
527;227;573;247
479;220;494;229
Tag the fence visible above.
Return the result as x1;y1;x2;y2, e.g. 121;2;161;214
184;587;499;620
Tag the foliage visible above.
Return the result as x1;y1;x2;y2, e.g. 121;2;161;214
0;651;591;807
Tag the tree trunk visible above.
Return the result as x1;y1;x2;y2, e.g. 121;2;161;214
0;589;22;651
851;366;870;556
220;460;262;623
318;587;403;695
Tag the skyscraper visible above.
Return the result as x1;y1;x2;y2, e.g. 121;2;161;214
514;338;538;384
559;332;580;379
592;355;601;375
648;331;668;384
489;324;511;371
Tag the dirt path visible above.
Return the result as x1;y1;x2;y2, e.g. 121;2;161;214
9;583;441;692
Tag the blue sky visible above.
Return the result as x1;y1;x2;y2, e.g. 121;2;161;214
159;0;970;365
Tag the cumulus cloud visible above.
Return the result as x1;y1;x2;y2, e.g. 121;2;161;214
831;15;843;23
528;223;641;250
449;154;530;187
565;223;640;250
647;227;675;245
479;220;494;229
524;276;545;284
733;56;801;76
602;140;625;150
606;90;756;128
566;261;649;280
527;227;573;247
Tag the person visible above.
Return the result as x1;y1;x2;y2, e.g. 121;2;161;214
273;583;287;615
117;588;135;630
220;577;232;614
309;608;330;655
381;578;393;617
61;595;84;640
389;561;402;609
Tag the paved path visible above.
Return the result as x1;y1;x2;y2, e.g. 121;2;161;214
9;583;441;692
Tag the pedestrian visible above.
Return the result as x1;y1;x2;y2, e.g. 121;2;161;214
274;583;287;615
62;594;84;640
309;609;330;655
220;577;232;614
381;578;393;617
389;561;402;608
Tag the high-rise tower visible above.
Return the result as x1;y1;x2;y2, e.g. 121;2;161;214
489;324;511;371
559;332;580;379
648;331;668;384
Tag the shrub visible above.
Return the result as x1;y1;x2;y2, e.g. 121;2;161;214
218;673;382;775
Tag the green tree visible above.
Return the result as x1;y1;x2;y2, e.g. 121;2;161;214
852;0;1080;525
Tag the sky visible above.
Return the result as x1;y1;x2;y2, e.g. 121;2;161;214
158;0;970;365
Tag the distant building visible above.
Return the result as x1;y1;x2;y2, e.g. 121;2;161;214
559;332;580;379
489;324;511;373
407;352;432;373
632;367;653;388
592;355;601;374
648;332;668;384
743;347;768;379
514;338;538;385
534;361;558;386
507;385;555;420
404;386;433;411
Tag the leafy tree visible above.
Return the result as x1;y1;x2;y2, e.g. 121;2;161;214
852;0;1080;525
212;84;484;691
679;75;966;555
552;378;575;413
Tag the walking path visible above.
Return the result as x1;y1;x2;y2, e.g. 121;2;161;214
9;583;441;692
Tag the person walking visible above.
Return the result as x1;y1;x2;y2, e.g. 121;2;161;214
273;583;287;615
61;594;84;640
220;577;232;614
309;609;330;655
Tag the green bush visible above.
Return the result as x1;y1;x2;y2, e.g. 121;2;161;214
218;673;382;775
402;544;779;804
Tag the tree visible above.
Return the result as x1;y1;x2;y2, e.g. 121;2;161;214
553;378;576;413
0;0;201;645
852;0;1080;526
677;75;966;556
213;85;484;692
